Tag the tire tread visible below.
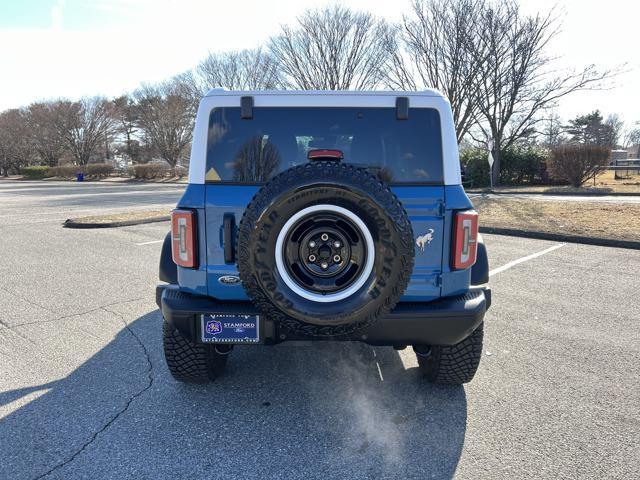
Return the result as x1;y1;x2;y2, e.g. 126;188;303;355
162;320;227;383
416;323;484;384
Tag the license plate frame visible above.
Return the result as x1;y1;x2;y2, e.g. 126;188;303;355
200;314;261;344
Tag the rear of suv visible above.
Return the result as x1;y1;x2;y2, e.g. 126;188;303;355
157;90;491;385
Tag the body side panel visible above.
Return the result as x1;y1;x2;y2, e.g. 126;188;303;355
175;184;208;296
440;185;475;297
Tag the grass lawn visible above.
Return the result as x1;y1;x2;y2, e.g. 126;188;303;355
469;171;640;194
473;197;640;242
67;209;170;225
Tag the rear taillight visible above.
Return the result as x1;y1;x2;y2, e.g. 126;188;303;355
452;210;479;270
171;209;197;268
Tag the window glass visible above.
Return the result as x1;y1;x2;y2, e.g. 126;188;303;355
206;107;443;184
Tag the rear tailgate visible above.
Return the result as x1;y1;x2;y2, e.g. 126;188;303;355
205;185;259;300
393;186;444;301
204;184;445;302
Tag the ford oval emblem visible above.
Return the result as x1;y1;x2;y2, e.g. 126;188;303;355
218;275;241;286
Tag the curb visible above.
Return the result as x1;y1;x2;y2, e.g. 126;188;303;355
479;226;640;250
468;189;640;197
63;215;170;229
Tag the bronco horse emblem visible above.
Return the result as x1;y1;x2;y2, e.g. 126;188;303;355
415;229;435;251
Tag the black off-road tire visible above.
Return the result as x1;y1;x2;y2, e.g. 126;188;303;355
415;323;484;385
162;320;228;383
237;161;414;337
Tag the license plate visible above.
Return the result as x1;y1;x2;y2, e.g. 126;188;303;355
201;314;260;344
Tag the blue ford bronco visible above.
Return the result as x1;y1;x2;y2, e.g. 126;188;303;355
156;90;491;385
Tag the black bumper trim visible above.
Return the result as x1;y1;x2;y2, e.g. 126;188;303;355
157;284;490;347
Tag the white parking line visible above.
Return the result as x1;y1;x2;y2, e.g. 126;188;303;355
375;361;384;382
489;243;565;277
136;240;164;246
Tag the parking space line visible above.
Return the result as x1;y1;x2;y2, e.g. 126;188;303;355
136;240;164;246
489;243;565;277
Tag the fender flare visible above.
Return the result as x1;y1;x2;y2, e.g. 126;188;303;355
470;234;489;286
159;232;178;284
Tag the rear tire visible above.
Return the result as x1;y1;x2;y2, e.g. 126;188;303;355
415;323;484;385
162;320;229;383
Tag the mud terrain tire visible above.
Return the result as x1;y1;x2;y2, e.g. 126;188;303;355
163;320;229;383
415;323;484;384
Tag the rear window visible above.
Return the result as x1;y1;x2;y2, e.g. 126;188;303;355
205;107;443;184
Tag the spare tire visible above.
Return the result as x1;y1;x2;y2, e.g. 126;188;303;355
237;161;414;336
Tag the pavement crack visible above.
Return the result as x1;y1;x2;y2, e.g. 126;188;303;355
6;297;144;329
32;306;154;480
0;286;54;315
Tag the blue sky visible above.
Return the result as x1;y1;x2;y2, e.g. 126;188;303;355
0;0;638;128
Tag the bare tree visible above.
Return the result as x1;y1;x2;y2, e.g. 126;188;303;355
233;136;281;182
195;48;281;92
25;101;68;166
0;109;32;176
621;122;640;150
384;0;486;142
268;5;391;90
538;112;566;147
134;78;195;168
605;114;624;148
51;97;114;165
471;0;614;185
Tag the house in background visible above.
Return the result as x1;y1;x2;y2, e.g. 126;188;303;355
610;150;628;165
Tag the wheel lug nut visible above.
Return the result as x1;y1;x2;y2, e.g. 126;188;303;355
308;254;316;262
309;241;316;248
320;262;329;270
333;255;341;263
333;241;341;248
321;233;329;241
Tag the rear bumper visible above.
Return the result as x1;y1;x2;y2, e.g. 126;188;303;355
156;284;491;347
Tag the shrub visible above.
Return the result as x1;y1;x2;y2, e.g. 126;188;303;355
21;166;51;179
48;165;82;178
129;163;170;179
85;163;114;178
460;148;490;188
173;165;188;178
547;144;610;187
500;145;547;185
461;145;555;188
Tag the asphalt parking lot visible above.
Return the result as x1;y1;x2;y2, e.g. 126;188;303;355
0;180;638;479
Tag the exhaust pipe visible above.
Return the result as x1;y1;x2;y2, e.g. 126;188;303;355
214;344;234;355
413;345;432;357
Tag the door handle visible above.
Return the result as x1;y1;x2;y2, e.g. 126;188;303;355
223;213;235;264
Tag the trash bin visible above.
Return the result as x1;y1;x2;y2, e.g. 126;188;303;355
76;172;84;182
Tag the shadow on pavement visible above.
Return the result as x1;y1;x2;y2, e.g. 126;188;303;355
0;311;467;480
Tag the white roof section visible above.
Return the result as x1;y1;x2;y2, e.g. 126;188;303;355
188;89;460;186
204;88;446;98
